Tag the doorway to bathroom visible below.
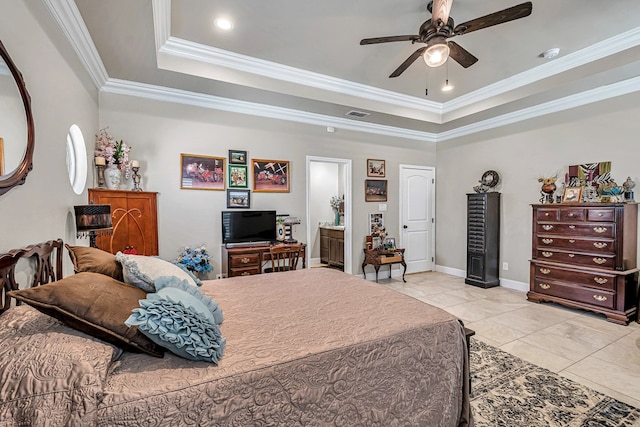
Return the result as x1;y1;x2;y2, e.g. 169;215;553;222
306;156;352;274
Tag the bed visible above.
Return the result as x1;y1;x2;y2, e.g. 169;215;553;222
0;239;473;426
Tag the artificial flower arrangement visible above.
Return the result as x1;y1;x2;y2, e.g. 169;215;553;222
330;195;344;212
95;128;132;179
174;245;213;275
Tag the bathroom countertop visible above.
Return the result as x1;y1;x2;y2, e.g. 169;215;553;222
319;225;345;231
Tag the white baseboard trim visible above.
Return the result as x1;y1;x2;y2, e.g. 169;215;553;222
309;257;322;266
435;264;528;292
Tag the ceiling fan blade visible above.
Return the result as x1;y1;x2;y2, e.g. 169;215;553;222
360;35;419;45
448;41;478;68
389;47;428;78
431;0;454;27
454;2;532;35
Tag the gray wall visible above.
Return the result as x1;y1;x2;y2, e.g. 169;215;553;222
0;1;98;265
98;92;437;275
435;95;640;289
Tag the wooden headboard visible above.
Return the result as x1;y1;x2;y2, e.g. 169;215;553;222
0;239;63;313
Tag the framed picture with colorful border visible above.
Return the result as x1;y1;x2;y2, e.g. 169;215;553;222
229;149;247;165
228;164;248;188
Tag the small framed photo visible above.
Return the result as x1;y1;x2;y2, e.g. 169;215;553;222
367;159;385;177
365;179;387;202
229;150;247;165
228;164;248;188
253;159;290;193
180;154;225;191
369;212;384;236
227;189;250;208
385;237;396;249
562;186;583;203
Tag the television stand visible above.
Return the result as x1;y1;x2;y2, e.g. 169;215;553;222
222;242;306;277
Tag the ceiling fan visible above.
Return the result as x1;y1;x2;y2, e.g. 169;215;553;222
360;0;533;78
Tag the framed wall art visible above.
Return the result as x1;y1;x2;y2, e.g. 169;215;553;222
227;189;250;208
252;159;290;193
365;179;387;202
367;159;385;177
229;149;247;165
228;164;248;188
180;153;225;191
369;212;384;236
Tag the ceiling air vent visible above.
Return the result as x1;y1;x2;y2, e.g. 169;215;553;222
345;110;370;118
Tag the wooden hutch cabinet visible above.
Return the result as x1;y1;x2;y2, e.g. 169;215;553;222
528;203;638;324
465;192;501;288
88;188;159;256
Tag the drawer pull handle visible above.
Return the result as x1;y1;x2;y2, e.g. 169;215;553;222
598;213;603;217
569;239;576;243
542;225;553;231
593;295;607;302
568;225;576;229
593;242;608;249
545;212;550;216
241;257;250;264
568;213;575;217
594;277;608;285
241;271;251;276
593;257;606;265
542;238;553;244
539;283;551;290
568;254;575;258
593;227;607;233
539;268;551;275
542;251;553;257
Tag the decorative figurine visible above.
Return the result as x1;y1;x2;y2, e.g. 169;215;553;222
623;176;635;201
538;175;557;204
599;181;625;203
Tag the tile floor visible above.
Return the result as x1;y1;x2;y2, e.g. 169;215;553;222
379;271;640;408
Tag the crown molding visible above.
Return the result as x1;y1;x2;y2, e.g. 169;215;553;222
152;0;171;52
101;78;437;142
42;0;108;89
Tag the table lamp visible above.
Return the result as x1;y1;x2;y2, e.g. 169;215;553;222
74;204;113;248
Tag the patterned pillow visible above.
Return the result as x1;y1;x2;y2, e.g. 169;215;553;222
115;252;199;293
125;276;225;363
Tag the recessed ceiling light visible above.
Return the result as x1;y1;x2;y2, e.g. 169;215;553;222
541;48;560;59
214;18;234;31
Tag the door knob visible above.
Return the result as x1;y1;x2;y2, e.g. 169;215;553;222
403;225;408;229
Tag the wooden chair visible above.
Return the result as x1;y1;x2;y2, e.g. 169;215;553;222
267;244;302;273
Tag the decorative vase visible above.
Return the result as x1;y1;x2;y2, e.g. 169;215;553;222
104;164;122;190
334;210;340;226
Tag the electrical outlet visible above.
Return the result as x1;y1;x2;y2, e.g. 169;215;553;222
502;262;509;271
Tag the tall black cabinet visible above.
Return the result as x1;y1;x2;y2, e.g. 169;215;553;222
466;192;501;288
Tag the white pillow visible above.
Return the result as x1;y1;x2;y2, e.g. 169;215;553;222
115;252;199;293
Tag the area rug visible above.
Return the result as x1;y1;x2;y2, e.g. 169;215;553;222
470;339;640;427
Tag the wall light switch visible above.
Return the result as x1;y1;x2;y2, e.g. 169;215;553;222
379;203;387;212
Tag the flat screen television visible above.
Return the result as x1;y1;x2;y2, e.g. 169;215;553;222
221;210;277;244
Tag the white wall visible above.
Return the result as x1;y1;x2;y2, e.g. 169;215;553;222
98;92;437;275
0;2;98;264
435;95;640;287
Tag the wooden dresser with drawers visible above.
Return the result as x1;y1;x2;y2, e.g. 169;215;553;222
528;203;638;324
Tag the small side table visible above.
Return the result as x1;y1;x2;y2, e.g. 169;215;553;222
362;248;407;282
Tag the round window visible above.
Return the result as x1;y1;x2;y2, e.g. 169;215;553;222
66;124;87;195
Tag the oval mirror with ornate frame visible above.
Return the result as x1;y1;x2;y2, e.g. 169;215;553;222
0;39;34;196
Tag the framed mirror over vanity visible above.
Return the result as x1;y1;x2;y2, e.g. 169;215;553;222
0;39;35;196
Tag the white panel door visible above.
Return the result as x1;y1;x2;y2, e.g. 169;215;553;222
400;165;435;273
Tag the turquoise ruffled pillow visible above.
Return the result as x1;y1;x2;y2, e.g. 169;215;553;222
124;276;225;363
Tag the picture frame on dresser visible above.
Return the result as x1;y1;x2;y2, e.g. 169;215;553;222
562;186;582;202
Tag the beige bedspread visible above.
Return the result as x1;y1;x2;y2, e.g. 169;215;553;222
98;268;472;426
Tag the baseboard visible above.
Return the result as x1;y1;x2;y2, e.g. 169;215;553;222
435;264;528;292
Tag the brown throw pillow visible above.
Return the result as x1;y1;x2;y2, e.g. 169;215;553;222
8;272;163;357
65;244;124;281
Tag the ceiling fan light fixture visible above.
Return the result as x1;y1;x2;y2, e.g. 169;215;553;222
442;79;454;92
423;38;450;67
214;18;234;31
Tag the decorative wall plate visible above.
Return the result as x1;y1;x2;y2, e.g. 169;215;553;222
481;170;500;188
